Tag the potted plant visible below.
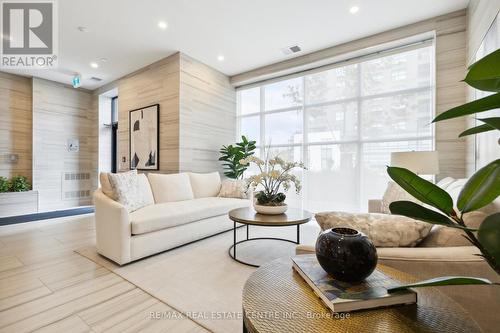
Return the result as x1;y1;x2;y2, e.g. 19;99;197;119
9;175;31;192
0;175;37;218
0;177;10;193
240;155;305;215
218;136;256;179
385;49;500;290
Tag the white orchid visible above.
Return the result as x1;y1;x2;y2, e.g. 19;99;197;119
242;154;306;205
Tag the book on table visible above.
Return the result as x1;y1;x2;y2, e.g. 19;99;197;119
291;254;417;313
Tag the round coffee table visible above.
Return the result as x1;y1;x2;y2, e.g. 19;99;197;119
228;207;312;267
242;257;482;333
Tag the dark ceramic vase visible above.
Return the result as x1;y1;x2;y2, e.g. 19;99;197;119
315;227;378;282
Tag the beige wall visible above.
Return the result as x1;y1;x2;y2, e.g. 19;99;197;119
32;78;97;212
0;50;235;215
108;52;236;174
0;72;32;182
231;10;469;180
116;53;180;173
434;12;468;180
179;53;236;173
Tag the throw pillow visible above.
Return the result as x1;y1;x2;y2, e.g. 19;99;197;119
137;173;155;205
315;211;432;247
108;170;154;212
419;211;487;247
188;172;222;198
218;179;247;199
380;181;422;214
147;173;194;202
99;172;116;200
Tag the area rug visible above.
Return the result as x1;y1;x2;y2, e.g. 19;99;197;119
76;221;319;333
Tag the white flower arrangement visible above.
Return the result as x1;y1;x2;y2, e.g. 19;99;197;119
239;155;306;206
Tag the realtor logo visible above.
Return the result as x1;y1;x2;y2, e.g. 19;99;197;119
1;0;58;68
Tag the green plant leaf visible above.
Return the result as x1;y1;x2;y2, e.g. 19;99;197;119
432;93;500;123
387;167;454;215
457;159;500;213
464;49;500;92
459;124;496;137
389;201;474;230
388;276;493;293
479;117;500;130
477;212;500;264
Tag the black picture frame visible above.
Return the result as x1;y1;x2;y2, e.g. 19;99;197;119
129;104;160;171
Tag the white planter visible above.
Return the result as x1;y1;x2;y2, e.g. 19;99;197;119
0;190;39;218
253;203;288;215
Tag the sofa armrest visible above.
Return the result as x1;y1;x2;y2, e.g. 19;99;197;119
94;189;131;265
377;246;483;262
368;199;382;213
297;245;483;262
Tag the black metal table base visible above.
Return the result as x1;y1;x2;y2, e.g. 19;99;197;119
228;222;300;267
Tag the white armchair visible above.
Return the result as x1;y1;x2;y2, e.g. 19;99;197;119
297;180;500;332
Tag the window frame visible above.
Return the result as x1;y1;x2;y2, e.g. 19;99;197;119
236;40;436;211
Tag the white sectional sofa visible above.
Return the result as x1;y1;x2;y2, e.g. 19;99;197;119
94;172;250;265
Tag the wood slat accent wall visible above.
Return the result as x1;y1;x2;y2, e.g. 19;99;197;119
0;72;32;182
179;53;236;173
32;78;97;212
230;10;468;180
116;53;180;173
435;14;468;179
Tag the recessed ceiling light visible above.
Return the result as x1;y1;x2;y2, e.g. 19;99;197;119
90;62;99;69
158;21;168;30
217;55;225;61
349;6;359;14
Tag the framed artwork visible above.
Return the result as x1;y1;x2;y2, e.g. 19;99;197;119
129;104;159;170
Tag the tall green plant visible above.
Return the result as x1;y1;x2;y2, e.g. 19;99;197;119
386;49;500;284
218;136;256;179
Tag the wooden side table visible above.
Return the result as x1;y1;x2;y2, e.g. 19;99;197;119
242;257;482;333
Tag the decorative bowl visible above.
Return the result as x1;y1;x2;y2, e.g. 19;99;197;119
315;227;378;282
253;203;288;215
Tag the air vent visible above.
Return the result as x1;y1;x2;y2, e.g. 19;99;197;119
62;172;92;201
90;76;103;82
281;45;302;55
64;190;91;199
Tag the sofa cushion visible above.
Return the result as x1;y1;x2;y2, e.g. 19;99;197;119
419;211;487;247
108;171;154;212
189;172;221;198
148;173;194;203
130;197;250;235
315;211;432;247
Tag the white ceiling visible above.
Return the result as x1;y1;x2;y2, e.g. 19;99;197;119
2;0;469;90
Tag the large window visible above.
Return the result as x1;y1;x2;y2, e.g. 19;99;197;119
237;44;435;212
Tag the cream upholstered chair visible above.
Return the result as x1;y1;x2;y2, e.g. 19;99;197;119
297;178;500;333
